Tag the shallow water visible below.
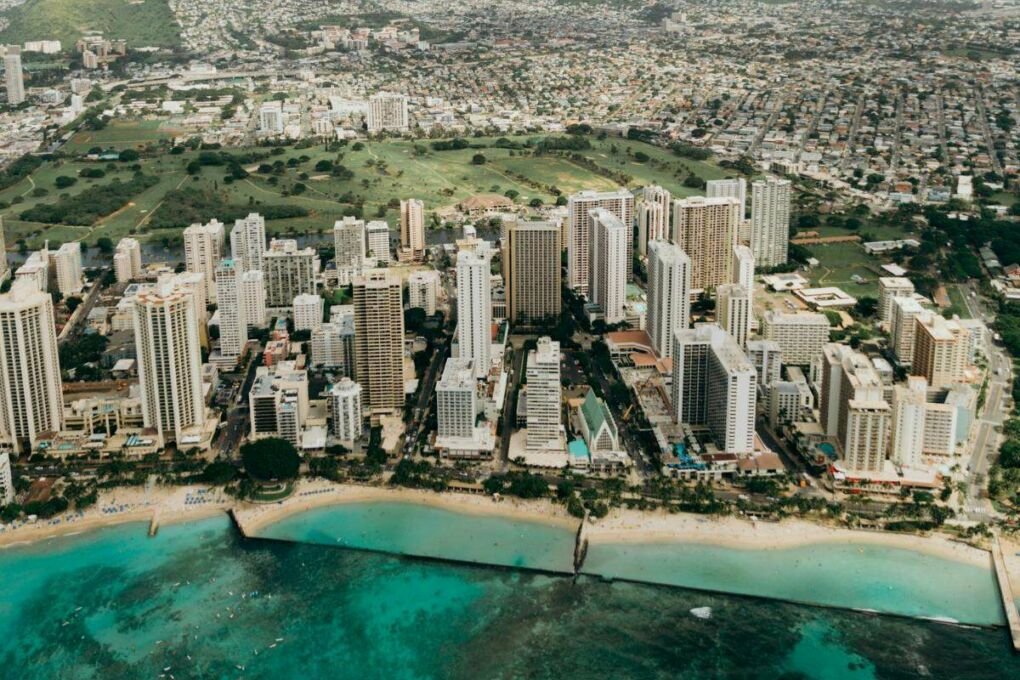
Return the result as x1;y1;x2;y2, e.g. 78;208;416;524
1;513;1018;679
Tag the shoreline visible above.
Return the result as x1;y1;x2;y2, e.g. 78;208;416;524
585;509;994;570
232;480;579;536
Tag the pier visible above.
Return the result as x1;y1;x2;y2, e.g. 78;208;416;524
573;511;590;575
991;537;1020;652
147;510;160;537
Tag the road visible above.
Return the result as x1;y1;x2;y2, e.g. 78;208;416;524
497;343;527;471
964;346;1011;521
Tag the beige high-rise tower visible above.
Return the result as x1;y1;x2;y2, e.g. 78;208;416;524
183;219;225;301
132;278;206;444
912;315;969;389
353;269;405;416
400;199;426;261
567;189;634;294
504;220;561;325
0;279;63;454
672;196;739;292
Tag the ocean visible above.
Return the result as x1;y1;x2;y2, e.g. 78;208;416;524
1;504;1019;679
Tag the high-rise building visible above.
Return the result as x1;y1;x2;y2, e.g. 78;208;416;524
333;217;366;285
183;219;225;300
891;297;925;364
750;177;791;267
646;241;691;360
330;377;363;442
293;293;324;332
672;196;738;292
567;189;634;293
504;220;561;325
399;199;426;261
890;376;927;468
0;452;13;505
258;101;284;134
746;339;782;389
761;310;830;366
15;249;48;292
456;250;492;379
51;242;84;295
819;344;890;471
249;362;308;442
353;270;405;416
264;239;318;309
365;220;391;263
589;208;628;324
672;324;757;454
311;308;355;373
437;358;478;440
0;217;8;282
214;259;248;364
366;92;409;132
717;283;751;348
0;280;63;454
912;314;970;390
113;237;142;283
132;278;205;444
878;277;915;326
637;185;671;255
230;213;266;274
526;337;562;451
768;376;813;429
408;270;440;316
732;245;755;291
3;46;25;106
240;270;267;330
707;178;747;243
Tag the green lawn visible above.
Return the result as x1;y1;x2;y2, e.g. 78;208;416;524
1;133;738;248
0;0;180;48
943;284;974;320
63;120;182;152
804;242;886;298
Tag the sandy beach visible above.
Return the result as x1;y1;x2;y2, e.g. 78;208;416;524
232;480;579;535
0;485;232;550
587;507;994;569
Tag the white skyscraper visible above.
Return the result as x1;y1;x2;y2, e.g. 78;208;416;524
526;337;562;451
133;278;206;444
293;293;324;332
646;241;691;360
4;46;25;106
750;177;792;267
0;280;63;454
732;245;755;291
890;376;927;469
437;358;478;439
0;452;13;505
717;283;752;348
366;92;409;132
240;270;267;330
184;219;225;300
330;377;363;442
365;220;391;263
0;217;9;282
589;208;629;324
214;259;248;363
264;239;318;309
878;277;915;326
456;250;492;379
113;237;143;283
408;270;440;316
230;213;266;274
333;216;366;285
637;184;671;255
567;189;634;293
52;242;84;295
672;324;757;454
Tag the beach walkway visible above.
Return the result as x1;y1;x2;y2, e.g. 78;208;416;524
991;537;1020;652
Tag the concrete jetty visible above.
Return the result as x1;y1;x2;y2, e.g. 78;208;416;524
147;510;160;537
991;537;1020;652
573;511;590;575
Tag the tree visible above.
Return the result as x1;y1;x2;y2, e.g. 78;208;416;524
65;296;83;314
119;149;140;162
471;153;486;165
54;176;77;189
201;461;238;485
240;438;300;482
96;236;114;254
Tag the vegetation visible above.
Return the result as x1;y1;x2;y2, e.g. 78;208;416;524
20;174;159;225
0;0;181;48
240;438;301;483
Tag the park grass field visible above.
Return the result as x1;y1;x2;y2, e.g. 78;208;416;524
803;242;885;298
1;133;746;249
0;0;180;49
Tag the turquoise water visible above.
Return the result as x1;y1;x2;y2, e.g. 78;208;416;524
583;541;1004;626
0;511;1018;678
256;501;577;573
